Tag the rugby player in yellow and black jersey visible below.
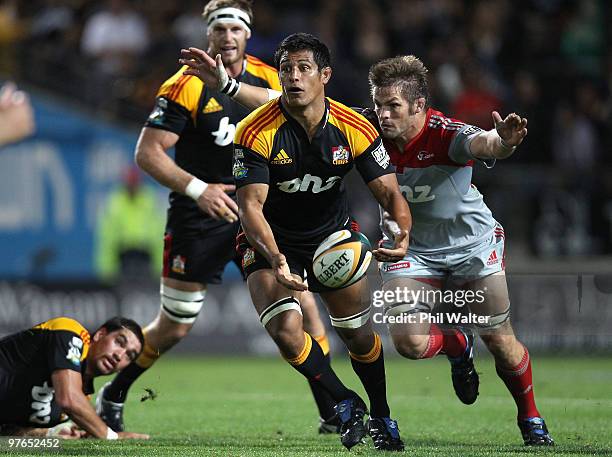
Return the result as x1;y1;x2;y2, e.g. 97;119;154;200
0;317;147;439
97;0;339;437
234;97;393;266
232;33;411;451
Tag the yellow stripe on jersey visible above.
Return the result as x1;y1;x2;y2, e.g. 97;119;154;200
156;66;203;122
328;98;379;158
33;317;91;361
246;55;280;91
235;99;285;160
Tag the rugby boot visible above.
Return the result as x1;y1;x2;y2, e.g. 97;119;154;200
367;417;405;451
335;396;368;449
447;328;479;404
318;415;341;434
95;382;125;432
518;417;554;446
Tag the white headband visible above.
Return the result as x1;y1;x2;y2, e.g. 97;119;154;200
207;7;251;37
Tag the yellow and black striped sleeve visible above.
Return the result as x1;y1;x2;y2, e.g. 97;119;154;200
145;66;204;134
328;99;394;182
33;317;91;373
245;55;281;91
233;100;283;187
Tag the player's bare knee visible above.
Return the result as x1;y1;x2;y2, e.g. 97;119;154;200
392;334;428;360
273;325;305;356
336;328;374;355
162;324;193;348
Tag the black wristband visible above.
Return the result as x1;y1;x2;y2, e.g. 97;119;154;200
220;78;241;97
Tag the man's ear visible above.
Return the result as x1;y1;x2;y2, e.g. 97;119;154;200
415;97;426;113
321;67;332;85
93;327;108;342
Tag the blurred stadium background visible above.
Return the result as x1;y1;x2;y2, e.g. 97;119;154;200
1;0;611;359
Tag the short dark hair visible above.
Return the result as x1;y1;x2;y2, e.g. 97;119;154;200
203;0;254;23
95;316;145;352
368;55;429;103
273;33;331;71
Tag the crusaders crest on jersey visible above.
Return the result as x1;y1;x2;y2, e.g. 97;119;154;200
332;145;350;165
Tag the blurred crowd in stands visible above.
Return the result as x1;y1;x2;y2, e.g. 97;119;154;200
2;0;611;256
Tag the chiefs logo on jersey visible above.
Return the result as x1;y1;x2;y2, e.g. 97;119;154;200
332;145;350;165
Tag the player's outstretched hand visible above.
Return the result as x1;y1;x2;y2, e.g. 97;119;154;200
372;230;409;262
180;48;228;91
492;111;528;147
0;82;35;146
56;425;87;439
118;431;150;439
196;183;238;223
373;211;409;262
272;254;308;291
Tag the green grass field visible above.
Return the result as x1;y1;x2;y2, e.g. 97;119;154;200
7;355;612;456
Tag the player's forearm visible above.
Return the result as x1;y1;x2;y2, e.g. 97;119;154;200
368;176;412;234
135;136;193;194
471;130;516;160
239;205;281;265
233;85;276;110
60;394;109;439
384;191;412;235
0;111;34;145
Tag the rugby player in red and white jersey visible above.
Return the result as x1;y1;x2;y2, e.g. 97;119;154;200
365;55;553;446
180;51;553;446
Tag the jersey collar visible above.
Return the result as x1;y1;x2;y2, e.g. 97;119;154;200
279;97;330;142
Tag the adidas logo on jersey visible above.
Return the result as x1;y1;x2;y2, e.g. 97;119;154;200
271;149;293;165
203;97;223;114
487;250;499;266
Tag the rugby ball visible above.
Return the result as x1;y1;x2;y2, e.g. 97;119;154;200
312;230;372;289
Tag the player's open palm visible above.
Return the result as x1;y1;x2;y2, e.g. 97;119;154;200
272;254;308;291
180;48;228;91
196;183;239;223
58;426;87;439
372;229;409;262
492;111;528;147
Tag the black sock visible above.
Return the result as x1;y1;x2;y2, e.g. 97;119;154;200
288;333;354;403
307;354;339;421
350;333;390;418
103;362;147;403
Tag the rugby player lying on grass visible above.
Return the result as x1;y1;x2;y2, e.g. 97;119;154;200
0;317;148;440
